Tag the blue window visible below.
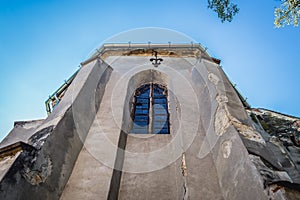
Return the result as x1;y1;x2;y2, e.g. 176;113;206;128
131;84;170;134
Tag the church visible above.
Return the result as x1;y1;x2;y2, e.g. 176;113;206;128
0;43;299;199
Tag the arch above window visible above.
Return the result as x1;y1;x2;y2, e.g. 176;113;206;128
131;84;170;134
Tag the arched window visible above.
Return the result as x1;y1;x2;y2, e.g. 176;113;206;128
131;84;170;134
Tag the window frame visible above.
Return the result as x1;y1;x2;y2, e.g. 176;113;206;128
130;83;170;134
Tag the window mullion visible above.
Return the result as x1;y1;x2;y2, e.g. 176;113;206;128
148;83;154;134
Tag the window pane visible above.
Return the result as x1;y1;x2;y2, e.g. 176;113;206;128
153;115;168;122
153;98;167;104
136;98;149;104
131;127;149;134
138;92;149;98
134;115;149;122
131;85;150;134
135;109;149;115
152;84;169;134
153;128;169;134
153;121;168;128
153;104;167;109
153;108;167;115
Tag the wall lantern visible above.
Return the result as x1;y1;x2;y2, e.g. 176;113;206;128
150;51;163;67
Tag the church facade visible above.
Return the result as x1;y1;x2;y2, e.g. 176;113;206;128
0;43;299;199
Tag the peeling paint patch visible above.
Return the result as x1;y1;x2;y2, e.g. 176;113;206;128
231;117;266;144
14;120;44;129
0;152;21;181
181;153;189;200
181;153;187;176
208;73;219;85
221;140;232;158
216;95;228;104
214;98;265;144
214;94;231;136
21;156;52;185
214;105;230;136
29;126;54;149
182;181;189;200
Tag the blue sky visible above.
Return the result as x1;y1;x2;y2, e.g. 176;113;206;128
0;0;299;141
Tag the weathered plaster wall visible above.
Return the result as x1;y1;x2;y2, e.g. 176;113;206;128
196;60;269;200
0;120;44;148
61;61;123;199
116;57;222;199
0;59;112;199
62;53;271;200
1;45;288;200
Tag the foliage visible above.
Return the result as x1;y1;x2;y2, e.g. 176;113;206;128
207;0;300;27
274;0;300;27
207;0;239;22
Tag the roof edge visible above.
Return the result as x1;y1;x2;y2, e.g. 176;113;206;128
81;43;214;66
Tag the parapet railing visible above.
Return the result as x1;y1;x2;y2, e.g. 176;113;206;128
45;69;79;115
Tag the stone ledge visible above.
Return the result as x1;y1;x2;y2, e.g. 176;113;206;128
0;141;36;161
